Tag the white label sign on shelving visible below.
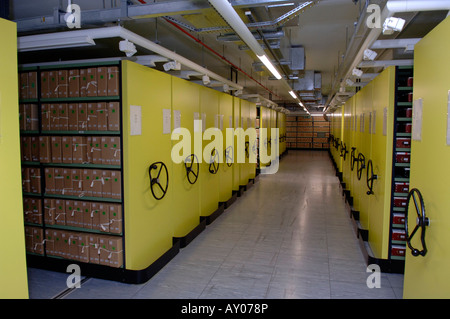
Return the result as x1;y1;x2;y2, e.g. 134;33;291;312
130;105;142;136
162;108;171;135
412;98;423;141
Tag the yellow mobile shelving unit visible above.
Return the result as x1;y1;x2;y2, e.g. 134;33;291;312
218;93;237;208
0;18;29;299
171;76;204;247
403;16;450;298
22;60;180;284
198;86;223;224
232;97;242;195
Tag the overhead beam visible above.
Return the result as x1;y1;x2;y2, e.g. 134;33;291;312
371;38;422;51
358;59;414;68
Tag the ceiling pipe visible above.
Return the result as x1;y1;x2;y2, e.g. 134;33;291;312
325;0;450;114
207;0;301;103
163;17;281;99
17;25;243;91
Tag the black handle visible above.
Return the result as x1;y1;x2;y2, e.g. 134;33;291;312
224;146;233;167
184;154;199;185
366;159;378;195
340;142;349;160
405;188;429;257
148;161;169;200
209;148;219;174
350;147;357;171
357;152;366;181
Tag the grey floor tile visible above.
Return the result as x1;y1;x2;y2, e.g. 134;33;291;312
330;280;397;299
26;150;402;300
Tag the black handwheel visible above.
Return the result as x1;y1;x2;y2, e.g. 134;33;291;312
184;154;199;184
357;152;366;181
366;159;378;195
208;148;219;174
350;147;357;171
405;188;429;257
224;146;233;167
340;143;348;160
334;138;340;150
148;162;169;200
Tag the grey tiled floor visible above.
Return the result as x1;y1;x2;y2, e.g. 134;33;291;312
27;150;404;299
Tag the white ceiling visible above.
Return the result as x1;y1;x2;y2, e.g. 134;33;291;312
9;0;448;114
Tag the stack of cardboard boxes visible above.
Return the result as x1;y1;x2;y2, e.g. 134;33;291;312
41;102;120;132
25;226;123;268
44;168;121;199
39;66;119;99
20;65;124;270
21;135;121;165
42;199;122;234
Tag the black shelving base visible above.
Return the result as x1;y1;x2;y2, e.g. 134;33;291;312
201;203;225;225
26;242;180;284
349;214;405;274
173;219;207;249
220;191;238;209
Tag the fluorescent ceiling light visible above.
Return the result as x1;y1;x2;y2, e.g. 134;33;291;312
18;35;95;52
267;2;294;8
289;90;297;99
258;54;282;80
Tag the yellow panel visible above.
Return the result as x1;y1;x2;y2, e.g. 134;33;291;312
248;102;257;179
403;16;450;299
342;96;355;189
356;82;373;230
121;61;174;271
218;93;233;202
259;106;271;168
171;77;201;237
199;86;220;217
0;18;29;299
239;99;249;186
232;97;241;190
367;67;395;259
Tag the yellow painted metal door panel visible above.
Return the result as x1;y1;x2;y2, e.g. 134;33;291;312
367;67;395;259
171;77;201;238
199;86;220;217
351;89;365;215
0;18;29;299
121;61;174;271
239;99;249;186
259;106;271;168
232;97;241;191
357;83;373;230
248;102;257;179
219;93;233;202
342;97;354;190
403;16;450;299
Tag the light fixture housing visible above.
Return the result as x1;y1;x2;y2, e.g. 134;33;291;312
289;90;297;99
363;49;378;61
202;74;211;85
352;68;364;77
119;39;137;57
382;17;406;35
18;35;96;52
163;60;181;72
